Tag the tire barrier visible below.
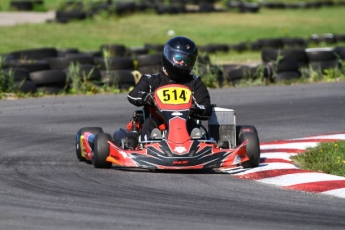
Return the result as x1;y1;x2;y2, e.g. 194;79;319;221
1;42;345;94
9;0;44;11
49;0;345;23
136;54;162;75
7;0;345;22
306;48;342;74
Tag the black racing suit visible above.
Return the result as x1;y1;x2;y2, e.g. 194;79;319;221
127;69;212;141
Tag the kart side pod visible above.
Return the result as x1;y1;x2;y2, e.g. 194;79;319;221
208;107;236;148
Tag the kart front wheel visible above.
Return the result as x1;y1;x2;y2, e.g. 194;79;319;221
92;133;112;168
239;132;260;168
76;127;104;161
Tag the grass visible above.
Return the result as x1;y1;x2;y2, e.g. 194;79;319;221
291;141;345;177
0;4;345;97
0;6;345;63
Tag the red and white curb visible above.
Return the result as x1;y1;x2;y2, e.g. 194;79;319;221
229;133;345;199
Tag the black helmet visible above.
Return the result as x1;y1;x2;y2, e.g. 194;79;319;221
162;36;198;81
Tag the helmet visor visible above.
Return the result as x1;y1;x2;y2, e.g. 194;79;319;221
163;44;197;71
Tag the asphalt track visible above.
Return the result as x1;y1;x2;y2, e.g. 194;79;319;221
0;82;345;230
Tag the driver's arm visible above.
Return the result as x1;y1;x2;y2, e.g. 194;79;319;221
127;75;152;106
191;78;212;120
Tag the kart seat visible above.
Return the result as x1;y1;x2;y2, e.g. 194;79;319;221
190;128;203;139
150;128;163;140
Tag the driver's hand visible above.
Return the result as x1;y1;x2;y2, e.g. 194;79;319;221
143;92;155;106
190;104;197;115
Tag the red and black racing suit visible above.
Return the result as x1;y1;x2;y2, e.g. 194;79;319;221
127;69;212;141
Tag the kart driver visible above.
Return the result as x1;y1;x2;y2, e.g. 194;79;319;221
127;36;212;141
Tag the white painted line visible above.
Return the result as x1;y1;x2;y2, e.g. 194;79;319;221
322;188;345;199
257;173;345;186
291;134;345;140
235;162;298;175
260;152;297;161
260;142;319;150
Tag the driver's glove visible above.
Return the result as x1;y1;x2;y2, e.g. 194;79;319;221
190;104;197;115
143;92;155;106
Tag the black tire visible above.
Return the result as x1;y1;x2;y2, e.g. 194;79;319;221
276;57;299;73
2;68;29;81
236;125;258;144
14;80;37;93
5;60;50;73
224;65;251;85
197;55;211;65
102;70;135;85
305;48;338;62
199;3;215;13
115;2;137;15
257;38;283;49
47;54;95;70
100;70;119;85
93;133;112;168
334;46;345;60
29;69;66;86
229;42;248;52
155;5;173;14
138;65;161;75
241;3;260;13
136;54;162;66
144;43;164;53
64;64;102;82
10;1;33;11
94;57;134;70
100;44;126;57
310;60;341;73
281;37;307;48
118;70;136;84
208;44;229;53
262;48;309;64
76;127;104;161
119;83;135;90
335;35;345;43
56;10;87;21
250;41;263;51
57;48;79;57
199;45;217;54
126;47;148;56
239;132;260;168
0;54;17;63
10;48;57;60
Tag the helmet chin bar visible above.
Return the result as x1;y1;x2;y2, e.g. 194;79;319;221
164;66;190;81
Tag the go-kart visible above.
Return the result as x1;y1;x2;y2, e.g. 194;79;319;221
75;84;260;170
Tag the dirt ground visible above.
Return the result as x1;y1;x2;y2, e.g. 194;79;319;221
0;11;55;26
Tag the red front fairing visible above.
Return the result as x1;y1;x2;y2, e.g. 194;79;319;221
105;139;249;170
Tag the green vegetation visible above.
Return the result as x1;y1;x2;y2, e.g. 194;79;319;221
0;7;344;63
0;4;345;98
291;141;345;177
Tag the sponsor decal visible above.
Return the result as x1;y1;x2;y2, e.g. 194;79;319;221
173;160;189;165
172;111;183;116
233;154;241;165
242;128;251;132
174;146;187;154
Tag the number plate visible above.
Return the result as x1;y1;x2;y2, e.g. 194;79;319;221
156;86;192;105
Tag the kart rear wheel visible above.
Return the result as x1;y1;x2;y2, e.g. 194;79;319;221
76;127;103;161
92;133;112;168
239;132;260;168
